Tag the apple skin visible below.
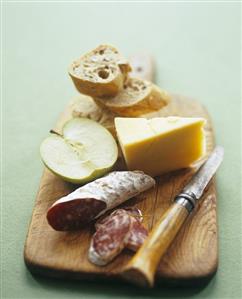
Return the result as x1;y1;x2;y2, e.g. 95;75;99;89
42;160;115;185
40;118;118;184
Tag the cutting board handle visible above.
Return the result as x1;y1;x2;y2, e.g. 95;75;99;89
121;202;190;287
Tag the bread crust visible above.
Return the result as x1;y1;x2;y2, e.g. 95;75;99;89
94;78;170;117
68;45;131;98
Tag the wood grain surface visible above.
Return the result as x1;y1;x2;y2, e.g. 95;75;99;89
24;94;218;286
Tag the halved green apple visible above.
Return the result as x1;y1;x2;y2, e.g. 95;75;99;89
40;118;118;184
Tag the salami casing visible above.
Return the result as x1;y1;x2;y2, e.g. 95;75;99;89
47;171;155;231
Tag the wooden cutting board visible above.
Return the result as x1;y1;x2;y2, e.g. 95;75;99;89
24;93;218;286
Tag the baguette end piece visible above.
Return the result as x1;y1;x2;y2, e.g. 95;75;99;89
68;45;131;98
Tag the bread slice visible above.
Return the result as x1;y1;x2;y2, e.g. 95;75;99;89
94;77;170;117
71;95;116;137
69;45;131;98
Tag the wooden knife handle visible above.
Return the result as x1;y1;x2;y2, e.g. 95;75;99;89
121;202;190;287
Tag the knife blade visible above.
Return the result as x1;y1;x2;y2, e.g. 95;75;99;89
175;146;224;212
183;145;224;200
122;146;224;287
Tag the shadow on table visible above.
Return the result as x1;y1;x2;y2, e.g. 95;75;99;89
24;268;217;298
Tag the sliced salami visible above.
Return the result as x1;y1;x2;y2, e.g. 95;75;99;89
94;209;126;230
126;216;148;251
88;208;148;266
122;207;143;223
88;213;131;266
47;171;155;231
95;207;142;230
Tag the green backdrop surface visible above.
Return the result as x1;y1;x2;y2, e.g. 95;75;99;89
1;2;241;299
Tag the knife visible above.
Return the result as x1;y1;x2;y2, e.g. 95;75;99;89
121;146;224;287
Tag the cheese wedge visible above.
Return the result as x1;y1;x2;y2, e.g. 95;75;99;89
115;117;206;176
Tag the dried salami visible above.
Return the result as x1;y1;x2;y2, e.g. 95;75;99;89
47;198;106;231
88;213;131;266
88;208;148;266
47;171;155;231
95;207;142;230
122;207;143;223
126;216;148;251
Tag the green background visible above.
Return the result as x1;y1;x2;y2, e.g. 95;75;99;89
1;1;241;299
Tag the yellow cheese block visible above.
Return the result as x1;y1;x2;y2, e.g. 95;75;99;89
115;117;206;176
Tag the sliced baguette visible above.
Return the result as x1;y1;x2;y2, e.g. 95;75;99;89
69;45;131;98
94;77;170;117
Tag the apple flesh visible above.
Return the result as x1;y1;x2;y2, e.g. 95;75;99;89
40;118;118;184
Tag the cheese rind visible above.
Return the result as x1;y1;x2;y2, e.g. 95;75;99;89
115;117;206;176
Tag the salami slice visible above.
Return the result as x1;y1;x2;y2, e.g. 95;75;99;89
94;209;126;230
88;208;148;266
88;213;131;266
95;207;142;230
47;171;155;231
126;216;148;251
122;207;143;223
